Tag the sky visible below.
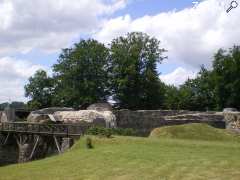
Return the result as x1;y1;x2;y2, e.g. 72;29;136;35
0;0;239;103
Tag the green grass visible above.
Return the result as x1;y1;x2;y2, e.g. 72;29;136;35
0;124;240;180
150;123;240;142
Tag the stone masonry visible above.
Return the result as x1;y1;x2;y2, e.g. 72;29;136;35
115;110;225;135
224;111;240;133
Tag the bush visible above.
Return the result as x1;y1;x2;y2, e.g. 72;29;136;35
87;127;112;138
87;127;136;138
86;137;93;149
111;128;137;136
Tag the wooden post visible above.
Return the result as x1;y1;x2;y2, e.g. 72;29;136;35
53;136;61;154
29;136;40;160
3;132;10;145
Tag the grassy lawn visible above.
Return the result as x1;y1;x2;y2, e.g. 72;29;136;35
0;124;240;180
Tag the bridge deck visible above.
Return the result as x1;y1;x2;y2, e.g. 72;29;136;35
0;122;91;137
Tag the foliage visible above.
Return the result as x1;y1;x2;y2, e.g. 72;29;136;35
111;128;137;136
177;67;216;111
87;127;112;138
86;137;93;149
87;127;136;137
212;46;240;110
52;39;110;108
110;32;167;110
24;33;240;111
174;46;240;111
163;85;181;110
25;32;167;110
24;70;54;110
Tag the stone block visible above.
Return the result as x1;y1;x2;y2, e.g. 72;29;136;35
61;138;74;152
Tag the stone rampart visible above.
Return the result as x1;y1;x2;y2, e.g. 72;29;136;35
224;111;240;133
115;110;225;136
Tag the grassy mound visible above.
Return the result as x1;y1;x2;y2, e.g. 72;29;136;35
149;123;240;141
0;136;240;179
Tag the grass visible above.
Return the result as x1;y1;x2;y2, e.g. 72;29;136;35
149;123;240;142
0;124;240;180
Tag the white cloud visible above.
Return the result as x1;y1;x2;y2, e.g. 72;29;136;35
95;0;240;68
0;0;127;54
0;0;129;103
0;57;47;102
160;67;197;86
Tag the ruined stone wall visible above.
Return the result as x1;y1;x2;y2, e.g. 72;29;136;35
224;112;240;133
115;110;225;136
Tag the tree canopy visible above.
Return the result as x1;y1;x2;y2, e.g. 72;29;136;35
25;70;54;109
52;39;110;108
24;32;240;111
110;32;166;109
169;46;240;111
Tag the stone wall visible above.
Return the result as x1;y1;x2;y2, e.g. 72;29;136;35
224;111;240;133
115;110;225;136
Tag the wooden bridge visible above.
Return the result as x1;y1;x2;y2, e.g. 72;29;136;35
0;122;92;162
0;122;91;137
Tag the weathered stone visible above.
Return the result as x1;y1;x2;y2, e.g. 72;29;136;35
18;143;32;163
27;114;50;123
224;111;240;133
0;112;8;123
0;107;16;122
54;110;117;128
61;138;74;152
115;110;225;136
223;108;238;112
27;107;74;123
87;103;112;111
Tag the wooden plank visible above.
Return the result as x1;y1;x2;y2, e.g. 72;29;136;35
53;136;61;153
3;132;10;145
0;122;90;137
29;136;40;160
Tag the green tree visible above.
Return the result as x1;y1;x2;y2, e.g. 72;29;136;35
163;85;180;110
178;67;216;111
110;32;166;109
53;39;110;108
25;70;54;109
212;46;240;109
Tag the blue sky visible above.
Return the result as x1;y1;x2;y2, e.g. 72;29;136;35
114;0;196;18
0;0;238;102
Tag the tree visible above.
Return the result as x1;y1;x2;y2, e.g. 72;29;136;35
53;39;110;108
110;32;166;110
212;46;240;110
163;85;181;110
25;70;54;109
178;67;216;111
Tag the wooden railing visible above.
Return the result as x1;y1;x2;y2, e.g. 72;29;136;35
0;122;92;136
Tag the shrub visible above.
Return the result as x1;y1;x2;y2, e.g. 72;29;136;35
87;127;136;137
111;128;137;136
86;137;93;149
87;127;112;138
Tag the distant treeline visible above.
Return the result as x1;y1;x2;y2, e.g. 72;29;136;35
24;32;240;111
